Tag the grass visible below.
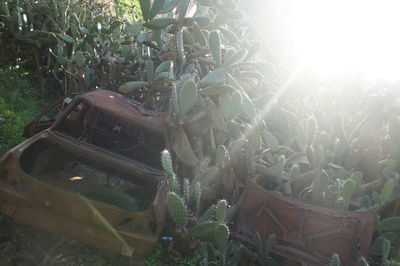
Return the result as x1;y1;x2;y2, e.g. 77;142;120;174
0;215;148;265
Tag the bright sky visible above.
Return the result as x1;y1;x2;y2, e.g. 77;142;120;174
288;0;400;81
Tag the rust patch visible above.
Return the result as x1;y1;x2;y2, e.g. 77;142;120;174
234;179;377;265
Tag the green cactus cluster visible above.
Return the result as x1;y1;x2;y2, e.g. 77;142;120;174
162;149;230;255
188;201;229;254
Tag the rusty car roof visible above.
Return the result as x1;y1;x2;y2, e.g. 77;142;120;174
78;90;167;134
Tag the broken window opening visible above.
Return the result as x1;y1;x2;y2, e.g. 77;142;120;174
19;140;157;212
54;101;166;169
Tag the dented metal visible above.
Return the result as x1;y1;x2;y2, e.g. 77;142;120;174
233;179;377;265
0;90;169;258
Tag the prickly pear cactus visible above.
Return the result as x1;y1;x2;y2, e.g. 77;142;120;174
167;192;187;227
161;149;174;179
189;222;219;240
215;199;227;224
214;224;229;253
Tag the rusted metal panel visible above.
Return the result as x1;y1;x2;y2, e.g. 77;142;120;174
234;179;377;265
78;90;167;135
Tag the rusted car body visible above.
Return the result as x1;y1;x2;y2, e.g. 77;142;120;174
234;179;377;265
0;90;169;258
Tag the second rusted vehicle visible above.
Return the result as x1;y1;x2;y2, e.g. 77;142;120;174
0;90;169;258
233;179;377;266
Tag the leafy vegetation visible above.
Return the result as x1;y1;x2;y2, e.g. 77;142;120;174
2;0;400;265
0;61;48;155
0;0;142;92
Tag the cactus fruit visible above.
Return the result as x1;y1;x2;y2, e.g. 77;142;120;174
167;192;187;227
215;224;229;252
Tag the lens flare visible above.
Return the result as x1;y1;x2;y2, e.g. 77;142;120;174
288;0;400;80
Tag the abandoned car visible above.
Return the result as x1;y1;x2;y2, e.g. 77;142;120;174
0;90;169;258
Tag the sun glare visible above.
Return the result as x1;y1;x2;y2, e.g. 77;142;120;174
288;0;400;80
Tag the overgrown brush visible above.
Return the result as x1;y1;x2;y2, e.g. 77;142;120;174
0;63;47;155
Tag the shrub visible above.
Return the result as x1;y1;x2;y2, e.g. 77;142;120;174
0;62;48;155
